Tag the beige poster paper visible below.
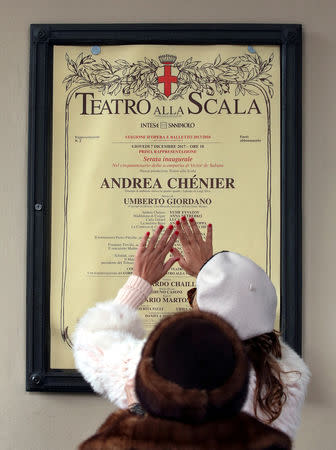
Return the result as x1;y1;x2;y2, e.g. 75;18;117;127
51;44;281;368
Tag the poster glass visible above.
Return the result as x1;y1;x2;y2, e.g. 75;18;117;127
50;44;281;369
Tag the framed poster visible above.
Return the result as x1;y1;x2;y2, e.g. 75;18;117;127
27;24;302;391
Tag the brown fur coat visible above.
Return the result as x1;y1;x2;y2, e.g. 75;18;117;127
79;408;291;450
79;311;291;450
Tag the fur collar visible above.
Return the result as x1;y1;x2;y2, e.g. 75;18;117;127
79;409;292;449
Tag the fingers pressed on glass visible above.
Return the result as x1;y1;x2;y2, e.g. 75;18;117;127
164;230;179;253
170;248;187;268
188;217;203;243
206;223;213;246
163;255;180;275
175;220;189;245
139;231;150;249
181;216;193;238
156;225;174;250
147;224;164;249
169;247;182;259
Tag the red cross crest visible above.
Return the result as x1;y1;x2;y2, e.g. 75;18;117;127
157;55;179;98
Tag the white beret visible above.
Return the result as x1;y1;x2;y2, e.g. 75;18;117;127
196;252;277;340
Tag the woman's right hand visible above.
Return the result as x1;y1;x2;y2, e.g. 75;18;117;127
171;217;213;277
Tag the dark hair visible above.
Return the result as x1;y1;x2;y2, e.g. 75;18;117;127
244;331;299;424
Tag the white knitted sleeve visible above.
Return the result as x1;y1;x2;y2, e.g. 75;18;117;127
72;276;151;409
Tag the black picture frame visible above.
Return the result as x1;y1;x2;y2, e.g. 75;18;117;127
27;23;302;392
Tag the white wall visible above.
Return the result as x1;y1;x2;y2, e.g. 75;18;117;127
1;0;335;448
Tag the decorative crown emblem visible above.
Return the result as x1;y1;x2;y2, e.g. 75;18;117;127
159;54;177;64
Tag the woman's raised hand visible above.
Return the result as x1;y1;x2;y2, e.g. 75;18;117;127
133;225;180;285
171;217;213;277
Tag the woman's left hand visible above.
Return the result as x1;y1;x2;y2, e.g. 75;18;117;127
133;225;180;285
